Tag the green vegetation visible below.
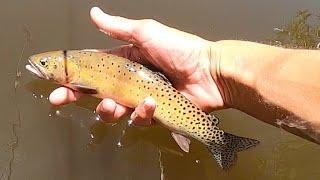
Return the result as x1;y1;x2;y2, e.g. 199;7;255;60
269;10;320;49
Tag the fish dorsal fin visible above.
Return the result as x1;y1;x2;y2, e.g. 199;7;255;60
154;72;172;85
171;132;191;153
69;83;98;94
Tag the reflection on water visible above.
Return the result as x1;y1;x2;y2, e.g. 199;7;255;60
268;10;320;49
1;0;320;179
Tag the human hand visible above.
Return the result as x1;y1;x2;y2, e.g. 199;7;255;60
49;7;225;125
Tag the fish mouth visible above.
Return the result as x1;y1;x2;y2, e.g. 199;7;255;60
25;59;49;79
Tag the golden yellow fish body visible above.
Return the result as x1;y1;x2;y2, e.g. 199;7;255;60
26;50;259;169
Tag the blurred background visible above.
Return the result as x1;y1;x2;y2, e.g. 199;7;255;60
0;0;319;179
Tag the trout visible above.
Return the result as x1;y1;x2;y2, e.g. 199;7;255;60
25;50;259;169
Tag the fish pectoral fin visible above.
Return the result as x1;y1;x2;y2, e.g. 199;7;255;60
171;132;191;153
69;83;98;94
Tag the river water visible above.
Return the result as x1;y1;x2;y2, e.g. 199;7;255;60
1;0;320;179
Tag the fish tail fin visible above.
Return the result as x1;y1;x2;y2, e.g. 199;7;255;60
207;133;259;170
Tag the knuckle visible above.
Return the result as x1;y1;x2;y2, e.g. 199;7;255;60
132;19;159;41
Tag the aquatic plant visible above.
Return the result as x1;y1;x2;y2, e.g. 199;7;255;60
269;10;320;49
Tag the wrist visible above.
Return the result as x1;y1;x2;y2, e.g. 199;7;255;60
208;40;288;110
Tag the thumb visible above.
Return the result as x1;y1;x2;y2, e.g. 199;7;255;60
90;7;137;43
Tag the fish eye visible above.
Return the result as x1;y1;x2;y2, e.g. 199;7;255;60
40;58;47;66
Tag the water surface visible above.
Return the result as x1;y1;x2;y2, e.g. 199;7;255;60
1;0;320;179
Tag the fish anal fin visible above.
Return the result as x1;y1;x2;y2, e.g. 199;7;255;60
207;133;259;170
69;83;98;94
171;132;190;153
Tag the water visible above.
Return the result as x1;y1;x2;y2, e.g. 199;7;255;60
1;0;320;179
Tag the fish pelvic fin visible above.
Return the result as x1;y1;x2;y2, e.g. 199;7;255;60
171;132;190;153
207;133;259;170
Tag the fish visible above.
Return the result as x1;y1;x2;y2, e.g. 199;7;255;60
25;50;259;169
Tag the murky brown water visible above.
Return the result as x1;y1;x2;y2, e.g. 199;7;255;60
1;0;320;179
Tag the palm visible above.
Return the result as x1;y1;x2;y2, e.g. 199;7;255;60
120;22;225;111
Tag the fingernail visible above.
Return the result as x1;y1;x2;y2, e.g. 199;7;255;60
91;7;103;14
102;99;115;111
130;112;137;120
143;97;155;110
